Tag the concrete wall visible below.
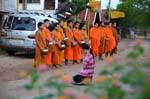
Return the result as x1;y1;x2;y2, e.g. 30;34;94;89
0;0;45;11
0;0;17;11
19;0;44;10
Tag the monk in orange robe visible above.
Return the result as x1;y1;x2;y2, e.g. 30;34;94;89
52;23;63;67
64;20;74;65
73;22;82;64
44;19;52;66
98;22;107;60
105;23;116;56
80;23;89;43
90;22;101;56
58;20;65;62
111;22;119;54
79;23;89;61
34;22;47;67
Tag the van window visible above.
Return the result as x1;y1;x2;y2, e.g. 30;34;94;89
3;16;13;29
12;17;36;31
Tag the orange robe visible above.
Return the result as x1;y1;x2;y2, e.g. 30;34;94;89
105;27;116;53
81;31;89;43
52;31;63;65
81;31;88;40
58;27;65;62
34;30;47;67
90;27;100;56
112;27;119;44
45;28;52;65
73;29;82;61
81;31;89;57
64;28;74;60
99;26;107;54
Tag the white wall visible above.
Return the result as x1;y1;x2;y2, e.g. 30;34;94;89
0;0;17;11
0;0;45;11
19;0;44;10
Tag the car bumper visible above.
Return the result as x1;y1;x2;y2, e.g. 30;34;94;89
0;39;35;53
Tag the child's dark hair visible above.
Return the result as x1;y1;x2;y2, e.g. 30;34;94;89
89;49;94;59
82;44;94;59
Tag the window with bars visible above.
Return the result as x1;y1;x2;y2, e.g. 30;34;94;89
19;0;40;3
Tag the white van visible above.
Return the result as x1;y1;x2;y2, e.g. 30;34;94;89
0;14;58;55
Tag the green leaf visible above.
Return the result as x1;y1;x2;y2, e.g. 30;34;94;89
34;94;54;99
113;65;124;71
99;69;112;75
126;51;140;59
107;86;126;99
30;69;39;85
24;84;34;90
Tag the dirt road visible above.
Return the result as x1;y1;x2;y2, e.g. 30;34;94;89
0;39;149;99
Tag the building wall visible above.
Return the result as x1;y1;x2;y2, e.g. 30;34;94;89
44;0;64;10
19;0;44;10
0;0;17;11
0;0;45;11
0;0;64;11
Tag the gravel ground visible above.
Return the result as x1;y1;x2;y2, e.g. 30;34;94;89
0;39;149;99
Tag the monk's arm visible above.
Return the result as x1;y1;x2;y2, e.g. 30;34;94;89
35;32;43;50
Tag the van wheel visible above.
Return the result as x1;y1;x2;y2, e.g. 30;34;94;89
6;50;16;56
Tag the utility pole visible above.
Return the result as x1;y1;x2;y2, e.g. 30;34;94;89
22;0;27;10
108;0;111;21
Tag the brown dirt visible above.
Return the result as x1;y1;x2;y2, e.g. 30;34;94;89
0;39;149;99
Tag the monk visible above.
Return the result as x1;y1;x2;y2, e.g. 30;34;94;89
58;20;65;62
80;23;89;43
79;23;89;61
64;20;74;65
34;22;47;67
98;22;107;60
52;23;64;67
105;22;116;56
90;22;101;56
73;22;82;64
43;19;52;66
111;22;119;54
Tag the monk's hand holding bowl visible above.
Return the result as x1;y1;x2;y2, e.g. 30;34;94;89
48;41;54;45
41;47;49;55
81;40;86;44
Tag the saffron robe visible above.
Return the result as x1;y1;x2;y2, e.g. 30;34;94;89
64;28;74;60
34;30;47;67
45;28;52;65
98;26;107;54
52;31;63;65
105;27;116;53
90;27;100;56
73;29;82;61
59;27;65;62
